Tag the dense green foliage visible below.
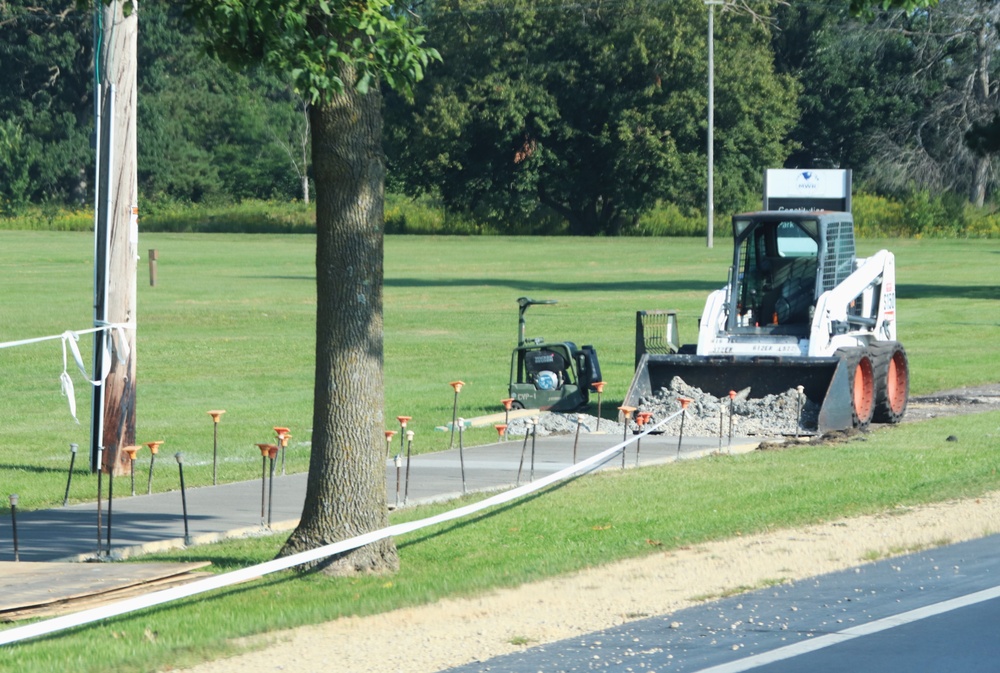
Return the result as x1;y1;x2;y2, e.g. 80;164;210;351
138;4;310;203
1;0;997;232
385;0;798;235
777;0;1000;205
4;190;1000;237
0;1;311;211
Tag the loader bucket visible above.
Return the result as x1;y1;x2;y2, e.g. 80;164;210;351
624;353;855;433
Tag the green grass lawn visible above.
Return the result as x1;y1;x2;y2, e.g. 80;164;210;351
0;231;998;671
3;410;1000;672
0;232;997;510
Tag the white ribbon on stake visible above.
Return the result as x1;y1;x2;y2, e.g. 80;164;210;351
0;323;135;422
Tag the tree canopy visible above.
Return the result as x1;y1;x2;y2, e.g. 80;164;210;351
386;0;798;236
1;0;997;222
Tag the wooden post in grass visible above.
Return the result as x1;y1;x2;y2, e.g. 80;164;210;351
91;0;139;477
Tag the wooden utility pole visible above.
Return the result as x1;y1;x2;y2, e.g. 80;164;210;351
91;0;139;476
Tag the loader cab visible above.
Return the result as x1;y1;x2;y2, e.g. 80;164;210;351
728;212;856;334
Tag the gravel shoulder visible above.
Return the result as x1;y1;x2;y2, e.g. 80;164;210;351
183;386;1000;673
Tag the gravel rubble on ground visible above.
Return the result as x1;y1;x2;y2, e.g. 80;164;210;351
504;376;818;439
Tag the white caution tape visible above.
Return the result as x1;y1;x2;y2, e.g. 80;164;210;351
0;323;135;421
0;408;685;646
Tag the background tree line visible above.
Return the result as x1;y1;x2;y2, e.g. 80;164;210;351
1;0;997;234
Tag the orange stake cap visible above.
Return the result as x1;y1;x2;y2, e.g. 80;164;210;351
124;445;140;460
280;433;291;447
145;440;164;454
207;410;226;423
397;416;412;427
636;411;653;426
617;405;637;420
728;390;737;400
679;397;693;409
449;380;465;393
268;446;279;460
385;430;396;441
495;424;507;437
256;443;277;457
593;381;606;394
273;426;290;438
500;397;514;411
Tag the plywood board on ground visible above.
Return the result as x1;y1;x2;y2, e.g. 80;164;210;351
0;561;211;621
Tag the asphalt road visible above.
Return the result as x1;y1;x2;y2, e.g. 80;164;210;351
442;534;1000;673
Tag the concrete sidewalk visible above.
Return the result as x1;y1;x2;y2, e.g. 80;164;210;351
7;430;762;563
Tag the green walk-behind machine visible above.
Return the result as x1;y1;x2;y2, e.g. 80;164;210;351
508;297;602;411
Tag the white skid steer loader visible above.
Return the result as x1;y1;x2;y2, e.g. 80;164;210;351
626;171;909;432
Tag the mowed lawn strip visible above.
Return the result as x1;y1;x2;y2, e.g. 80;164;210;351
0;231;996;506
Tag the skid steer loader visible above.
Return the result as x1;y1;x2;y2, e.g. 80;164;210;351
625;171;909;433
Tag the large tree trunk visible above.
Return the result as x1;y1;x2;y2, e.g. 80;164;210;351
278;69;398;575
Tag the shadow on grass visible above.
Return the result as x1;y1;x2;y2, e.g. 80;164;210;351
0;462;82;476
898;284;1000;301
247;275;723;295
384;277;723;294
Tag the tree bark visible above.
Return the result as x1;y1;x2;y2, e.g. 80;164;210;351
97;0;139;476
278;67;398;574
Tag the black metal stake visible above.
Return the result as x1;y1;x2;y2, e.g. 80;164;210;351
676;408;688;458
595;385;605;432
63;443;78;506
213;421;219;485
129;456;136;497
404;431;414;505
259;448;268;526
272;428;290;477
573;414;582;464
516;428;530;486
106;463;114;555
529;418;538;483
176;453;190;544
209;411;225;485
458;420;467;495
394;454;401;508
267;451;277;528
9;495;19;562
719;403;724;452
728;391;736;453
447;383;464;450
795;385;804;438
147;450;157;495
96;446;103;557
621;421;629;470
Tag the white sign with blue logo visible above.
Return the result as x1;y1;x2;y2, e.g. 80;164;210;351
763;169;852;212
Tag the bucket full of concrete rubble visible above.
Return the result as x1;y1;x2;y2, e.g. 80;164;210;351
624;353;855;434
